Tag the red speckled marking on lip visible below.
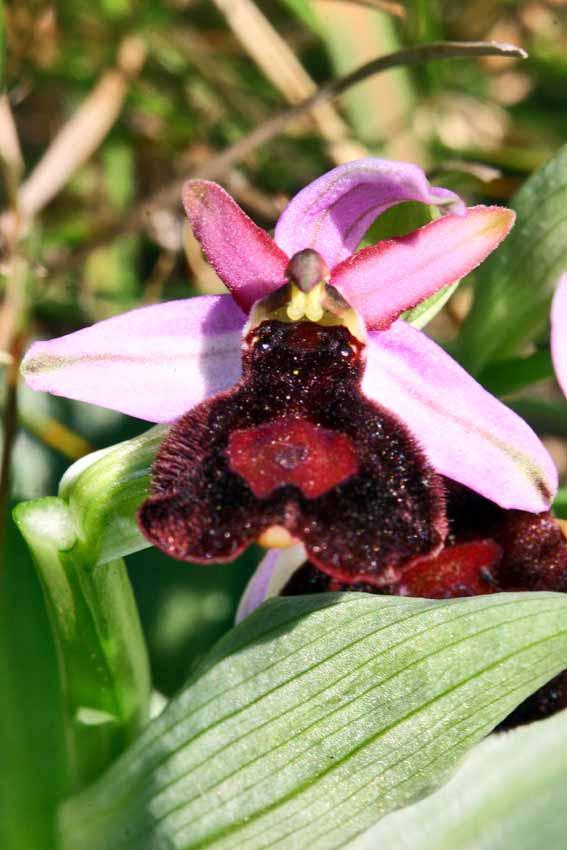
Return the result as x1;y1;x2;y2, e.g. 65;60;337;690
227;416;358;499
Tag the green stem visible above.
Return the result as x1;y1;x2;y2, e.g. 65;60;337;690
14;497;150;791
13;424;163;791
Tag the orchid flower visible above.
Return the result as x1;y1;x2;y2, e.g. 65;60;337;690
22;158;557;586
551;273;567;398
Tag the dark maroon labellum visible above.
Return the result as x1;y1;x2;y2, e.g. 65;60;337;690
139;319;447;583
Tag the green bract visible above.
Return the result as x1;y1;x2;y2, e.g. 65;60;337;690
59;425;167;566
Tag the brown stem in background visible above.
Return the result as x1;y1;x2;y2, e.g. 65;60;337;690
143;251;177;304
18;409;94;460
429;160;503;183
0;253;26;578
190;40;526;181
318;0;406;18
0;332;24;550
54;39;527;267
0;94;27;575
18;36;147;222
224;171;287;221
211;0;367;164
0;96;24;184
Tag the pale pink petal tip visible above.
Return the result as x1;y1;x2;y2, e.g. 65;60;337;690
274;157;466;269
551;273;567;399
235;544;306;623
21;295;245;423
333;206;515;330
183;180;288;312
364;320;557;512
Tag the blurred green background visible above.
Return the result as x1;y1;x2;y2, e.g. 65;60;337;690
0;1;566;847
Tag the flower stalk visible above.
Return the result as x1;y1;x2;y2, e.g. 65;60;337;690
14;494;151;791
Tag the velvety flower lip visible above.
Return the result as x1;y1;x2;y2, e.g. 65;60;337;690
138;319;448;583
21;157;554;524
551;273;567;398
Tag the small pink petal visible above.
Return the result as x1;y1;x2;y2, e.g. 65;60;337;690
551;273;567;398
364;320;557;511
274;158;465;269
183;180;289;311
332;206;515;330
21;296;245;423
235;545;306;623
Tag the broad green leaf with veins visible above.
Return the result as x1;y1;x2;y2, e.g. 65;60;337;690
457;144;567;373
350;709;567;850
60;592;567;850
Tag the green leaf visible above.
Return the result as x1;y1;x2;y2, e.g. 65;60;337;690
477;349;555;397
362;200;433;244
552;487;567;519
457;144;567;373
508;398;567;438
350;709;567;850
60;592;567;850
0;511;69;850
